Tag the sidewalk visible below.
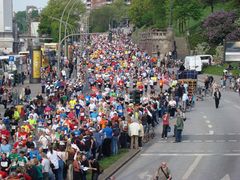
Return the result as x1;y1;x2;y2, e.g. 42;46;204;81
198;74;222;87
0;78;41;115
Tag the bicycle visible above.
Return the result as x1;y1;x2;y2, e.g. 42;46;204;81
143;124;155;143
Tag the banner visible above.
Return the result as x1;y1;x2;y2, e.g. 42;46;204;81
225;41;240;62
32;50;41;79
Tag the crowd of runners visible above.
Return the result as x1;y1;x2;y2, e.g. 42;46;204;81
0;32;194;180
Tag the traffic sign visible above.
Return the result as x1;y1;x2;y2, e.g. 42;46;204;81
8;56;14;62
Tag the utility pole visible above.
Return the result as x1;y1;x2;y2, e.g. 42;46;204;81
26;6;37;50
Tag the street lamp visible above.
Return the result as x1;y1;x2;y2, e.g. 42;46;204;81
64;0;80;58
57;0;74;76
49;16;75;35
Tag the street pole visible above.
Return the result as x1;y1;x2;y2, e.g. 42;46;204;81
49;16;75;35
57;0;73;76
64;0;79;58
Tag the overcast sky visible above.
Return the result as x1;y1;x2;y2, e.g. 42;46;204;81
13;0;49;12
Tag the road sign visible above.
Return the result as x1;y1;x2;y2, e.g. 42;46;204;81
8;56;14;62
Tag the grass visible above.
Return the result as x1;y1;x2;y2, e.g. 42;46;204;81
202;63;240;76
86;148;129;180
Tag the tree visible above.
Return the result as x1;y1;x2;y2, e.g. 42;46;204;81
89;6;114;32
195;42;210;54
129;0;167;29
38;0;85;41
174;0;202;33
15;10;40;34
202;11;239;45
89;0;130;32
200;0;218;13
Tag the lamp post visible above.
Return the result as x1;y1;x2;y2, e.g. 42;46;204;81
49;16;75;35
57;0;74;76
64;0;80;57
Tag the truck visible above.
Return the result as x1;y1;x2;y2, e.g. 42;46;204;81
184;56;203;72
177;70;198;96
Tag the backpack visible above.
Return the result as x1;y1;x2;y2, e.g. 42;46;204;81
113;127;120;137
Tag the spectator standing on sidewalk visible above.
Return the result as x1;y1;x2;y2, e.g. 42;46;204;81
2;90;8;109
214;88;221;109
174;109;184;143
24;86;31;102
128;117;140;149
161;112;170;140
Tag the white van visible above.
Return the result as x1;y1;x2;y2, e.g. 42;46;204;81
196;55;213;65
184;56;203;72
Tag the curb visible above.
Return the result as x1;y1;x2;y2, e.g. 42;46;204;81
99;149;141;180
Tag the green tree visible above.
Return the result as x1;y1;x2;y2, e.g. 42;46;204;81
15;10;39;34
38;0;85;42
89;0;130;32
200;0;218;13
129;0;167;29
174;0;202;33
89;6;114;32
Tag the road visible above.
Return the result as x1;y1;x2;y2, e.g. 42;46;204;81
114;89;240;180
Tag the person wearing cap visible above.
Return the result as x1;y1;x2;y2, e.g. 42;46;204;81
154;162;172;180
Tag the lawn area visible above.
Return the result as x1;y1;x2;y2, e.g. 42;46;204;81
202;63;240;76
86;148;129;180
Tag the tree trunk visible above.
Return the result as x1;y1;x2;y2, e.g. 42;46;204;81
211;2;214;13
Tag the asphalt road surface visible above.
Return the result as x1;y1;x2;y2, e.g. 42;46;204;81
114;90;240;180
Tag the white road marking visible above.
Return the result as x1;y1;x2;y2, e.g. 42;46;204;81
208;124;213;128
194;133;204;135
223;153;240;156
220;174;231;180
209;130;214;135
182;140;191;143
216;140;226;143
205;120;210;124
234;105;240;110
205;140;214;143
228;140;237;142
203;115;207;119
182;155;203;180
141;153;240;156
193;140;202;143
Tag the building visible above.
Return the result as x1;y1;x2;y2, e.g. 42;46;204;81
85;0;131;9
139;28;174;57
0;0;14;54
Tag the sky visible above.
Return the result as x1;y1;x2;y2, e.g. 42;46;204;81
13;0;49;12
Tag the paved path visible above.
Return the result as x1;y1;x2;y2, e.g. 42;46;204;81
114;86;240;180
